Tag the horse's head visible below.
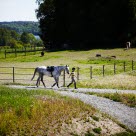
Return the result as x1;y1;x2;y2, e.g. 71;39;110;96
65;65;70;74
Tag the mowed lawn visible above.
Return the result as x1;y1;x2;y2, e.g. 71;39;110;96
0;48;136;90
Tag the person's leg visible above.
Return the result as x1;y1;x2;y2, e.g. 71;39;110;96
73;79;77;89
67;82;72;88
67;77;74;88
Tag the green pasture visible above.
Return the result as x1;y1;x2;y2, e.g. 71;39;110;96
0;85;96;135
0;48;136;90
0;86;135;135
0;48;136;135
85;92;136;107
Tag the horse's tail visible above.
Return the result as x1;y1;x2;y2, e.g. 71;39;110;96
31;67;38;81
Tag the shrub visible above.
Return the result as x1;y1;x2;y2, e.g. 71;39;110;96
93;127;102;134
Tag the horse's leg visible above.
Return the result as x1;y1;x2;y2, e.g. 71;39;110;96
56;77;59;88
41;74;46;88
36;76;41;87
52;77;57;87
52;77;59;88
52;82;56;87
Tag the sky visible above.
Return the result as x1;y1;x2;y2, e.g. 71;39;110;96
0;0;38;22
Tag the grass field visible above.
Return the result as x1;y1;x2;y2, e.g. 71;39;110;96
0;48;136;135
0;85;136;136
84;92;136;107
0;48;136;90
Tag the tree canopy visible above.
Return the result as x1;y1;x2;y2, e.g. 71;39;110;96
0;21;40;35
0;28;43;48
36;0;136;50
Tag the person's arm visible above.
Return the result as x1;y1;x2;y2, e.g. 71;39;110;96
68;73;72;78
74;73;77;78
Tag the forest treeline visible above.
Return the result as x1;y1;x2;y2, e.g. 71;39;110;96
0;21;40;35
0;28;43;49
36;0;136;50
0;22;43;49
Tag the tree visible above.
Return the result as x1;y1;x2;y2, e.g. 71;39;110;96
10;30;20;41
36;0;57;49
36;0;132;50
127;0;136;46
35;39;44;47
129;0;136;21
28;33;37;45
20;32;30;44
8;39;23;48
0;21;40;35
0;28;11;46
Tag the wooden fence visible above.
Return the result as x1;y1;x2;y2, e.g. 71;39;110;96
3;47;44;58
89;60;135;78
0;61;135;85
0;67;68;87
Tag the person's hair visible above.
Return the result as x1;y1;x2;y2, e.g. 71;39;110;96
72;67;75;70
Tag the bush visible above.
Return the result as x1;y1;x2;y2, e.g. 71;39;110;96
93;127;102;134
8;39;23;49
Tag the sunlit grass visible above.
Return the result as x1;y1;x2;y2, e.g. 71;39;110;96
85;92;136;107
0;85;96;135
0;51;61;62
0;48;136;90
77;73;136;90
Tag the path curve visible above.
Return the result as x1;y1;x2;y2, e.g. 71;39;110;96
58;91;136;132
8;85;136;132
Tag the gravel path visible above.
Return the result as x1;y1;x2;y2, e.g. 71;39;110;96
58;90;136;132
8;85;136;132
56;88;136;94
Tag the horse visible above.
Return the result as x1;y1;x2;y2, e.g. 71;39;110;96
31;65;69;88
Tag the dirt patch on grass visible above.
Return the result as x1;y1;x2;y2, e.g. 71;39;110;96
35;96;126;136
57;114;125;136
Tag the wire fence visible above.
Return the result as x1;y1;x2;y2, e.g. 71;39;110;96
0;60;135;86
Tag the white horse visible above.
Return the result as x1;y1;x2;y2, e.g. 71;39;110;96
31;65;69;88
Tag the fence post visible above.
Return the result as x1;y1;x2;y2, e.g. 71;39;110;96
90;66;92;79
114;63;116;74
5;50;6;58
77;67;80;80
124;61;126;72
63;70;65;87
103;65;105;77
13;67;15;83
132;60;134;71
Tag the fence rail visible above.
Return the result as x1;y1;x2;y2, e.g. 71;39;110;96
1;47;44;58
0;60;135;86
0;67;67;86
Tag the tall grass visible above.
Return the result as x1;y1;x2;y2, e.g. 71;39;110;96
77;72;136;90
0;85;96;135
85;92;136;107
